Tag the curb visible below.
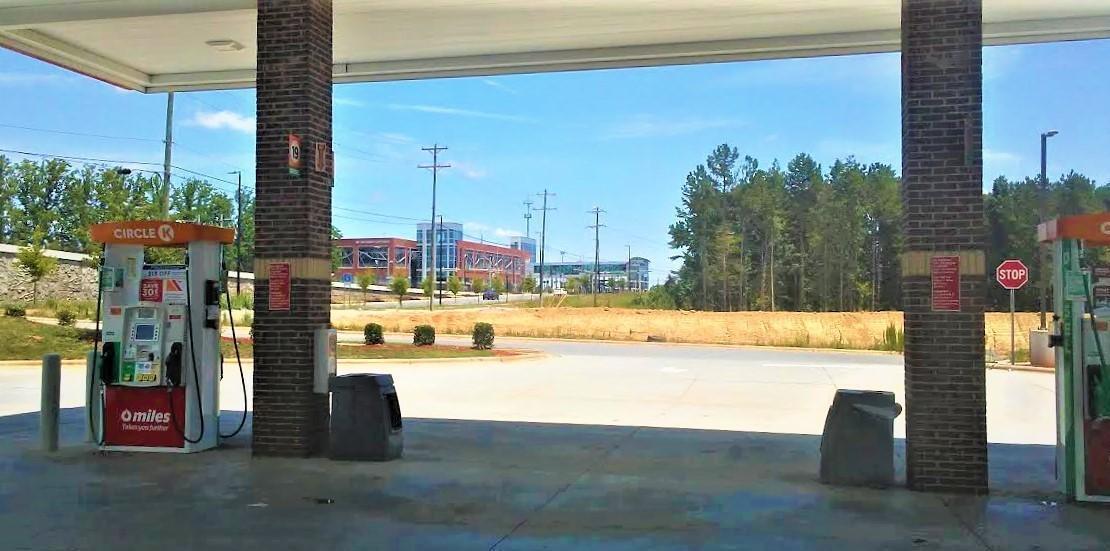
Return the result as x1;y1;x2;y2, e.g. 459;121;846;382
0;352;547;368
337;350;546;364
0;359;88;368
987;362;1055;374
341;330;903;356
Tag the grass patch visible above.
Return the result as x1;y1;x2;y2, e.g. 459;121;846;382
25;298;97;321
0;316;95;360
221;339;499;360
512;293;647;309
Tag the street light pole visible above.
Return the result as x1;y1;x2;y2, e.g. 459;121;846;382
1039;130;1058;330
229;170;242;295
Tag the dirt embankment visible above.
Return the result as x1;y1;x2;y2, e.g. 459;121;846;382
330;307;1039;355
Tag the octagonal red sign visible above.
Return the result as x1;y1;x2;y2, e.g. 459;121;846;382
996;259;1029;290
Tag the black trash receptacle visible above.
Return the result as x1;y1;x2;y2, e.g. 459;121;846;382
820;389;902;487
329;374;403;461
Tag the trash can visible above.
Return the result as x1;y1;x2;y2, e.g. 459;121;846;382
329;374;403;461
820;389;902;487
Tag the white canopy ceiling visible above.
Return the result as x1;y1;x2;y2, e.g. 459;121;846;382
1;0;1108;92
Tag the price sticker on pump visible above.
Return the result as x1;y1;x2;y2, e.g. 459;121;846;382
141;268;187;305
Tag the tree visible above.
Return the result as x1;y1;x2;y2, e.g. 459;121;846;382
421;275;434;297
491;274;506;297
16;232;58;304
389;275;409;308
356;271;374;303
447;274;462;300
329;226;345;273
472;278;487;295
522;276;537;296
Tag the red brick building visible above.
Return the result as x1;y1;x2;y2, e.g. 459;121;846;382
335;234;530;289
334;237;417;285
457;239;530;288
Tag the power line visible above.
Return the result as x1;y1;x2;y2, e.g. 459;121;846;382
0;122;162;143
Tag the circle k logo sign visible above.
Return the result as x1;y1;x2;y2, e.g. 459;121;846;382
158;224;175;242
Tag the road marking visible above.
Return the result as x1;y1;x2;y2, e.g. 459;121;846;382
660;367;687;374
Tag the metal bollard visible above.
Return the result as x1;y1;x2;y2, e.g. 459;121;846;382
85;351;100;443
41;354;60;452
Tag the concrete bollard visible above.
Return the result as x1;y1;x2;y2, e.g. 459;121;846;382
41;354;61;452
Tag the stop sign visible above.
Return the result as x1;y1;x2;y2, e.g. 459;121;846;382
996;259;1029;290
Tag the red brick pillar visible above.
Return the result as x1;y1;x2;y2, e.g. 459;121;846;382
252;0;332;456
901;0;988;493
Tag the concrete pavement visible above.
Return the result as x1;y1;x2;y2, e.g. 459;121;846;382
0;339;1099;549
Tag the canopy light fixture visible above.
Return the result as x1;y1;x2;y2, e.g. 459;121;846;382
205;40;244;52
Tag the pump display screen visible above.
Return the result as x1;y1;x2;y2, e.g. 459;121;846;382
134;324;156;341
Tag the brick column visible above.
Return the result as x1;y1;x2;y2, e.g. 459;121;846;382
901;0;988;493
252;0;332;456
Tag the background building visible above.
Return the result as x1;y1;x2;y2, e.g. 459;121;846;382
334;237;417;285
510;236;537;282
336;221;530;289
537;257;650;292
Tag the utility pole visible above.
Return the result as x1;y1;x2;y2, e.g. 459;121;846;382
161;92;174;217
523;199;534;238
228;170;243;295
534;190;556;306
588;207;606;307
438;215;445;306
626;244;632;293
420;144;449;312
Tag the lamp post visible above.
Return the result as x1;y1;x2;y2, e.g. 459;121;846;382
1039;130;1058;330
228;170;243;295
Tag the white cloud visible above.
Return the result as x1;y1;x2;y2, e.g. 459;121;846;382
0;72;68;85
189;110;255;134
334;97;364;107
600;114;740;140
463;222;521;240
387;103;535;123
983;148;1020;164
482;79;518;94
375;132;415;144
450;161;487;180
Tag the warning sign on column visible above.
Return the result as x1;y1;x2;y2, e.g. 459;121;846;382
930;255;961;312
269;262;290;311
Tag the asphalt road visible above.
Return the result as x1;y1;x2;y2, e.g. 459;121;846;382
0;336;1053;446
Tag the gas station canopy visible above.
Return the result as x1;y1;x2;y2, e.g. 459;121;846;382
2;0;1109;92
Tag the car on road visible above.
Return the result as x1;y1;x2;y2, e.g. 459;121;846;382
482;289;499;301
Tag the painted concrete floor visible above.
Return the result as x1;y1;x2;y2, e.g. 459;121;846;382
0;340;1104;549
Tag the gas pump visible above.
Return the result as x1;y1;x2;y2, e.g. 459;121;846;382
1040;213;1110;503
87;221;234;453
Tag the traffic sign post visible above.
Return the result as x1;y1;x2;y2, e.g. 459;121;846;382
996;259;1030;365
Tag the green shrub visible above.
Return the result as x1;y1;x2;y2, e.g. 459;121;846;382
227;292;254;310
878;323;904;352
364;322;385;345
4;304;26;317
472;322;495;350
57;309;76;326
413;324;435;346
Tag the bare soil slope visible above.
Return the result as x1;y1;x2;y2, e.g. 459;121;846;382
331;307;1038;355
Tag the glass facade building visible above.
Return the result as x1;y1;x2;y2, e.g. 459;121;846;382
535;257;650;291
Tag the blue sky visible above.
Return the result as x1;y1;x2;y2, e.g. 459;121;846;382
0;39;1107;279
